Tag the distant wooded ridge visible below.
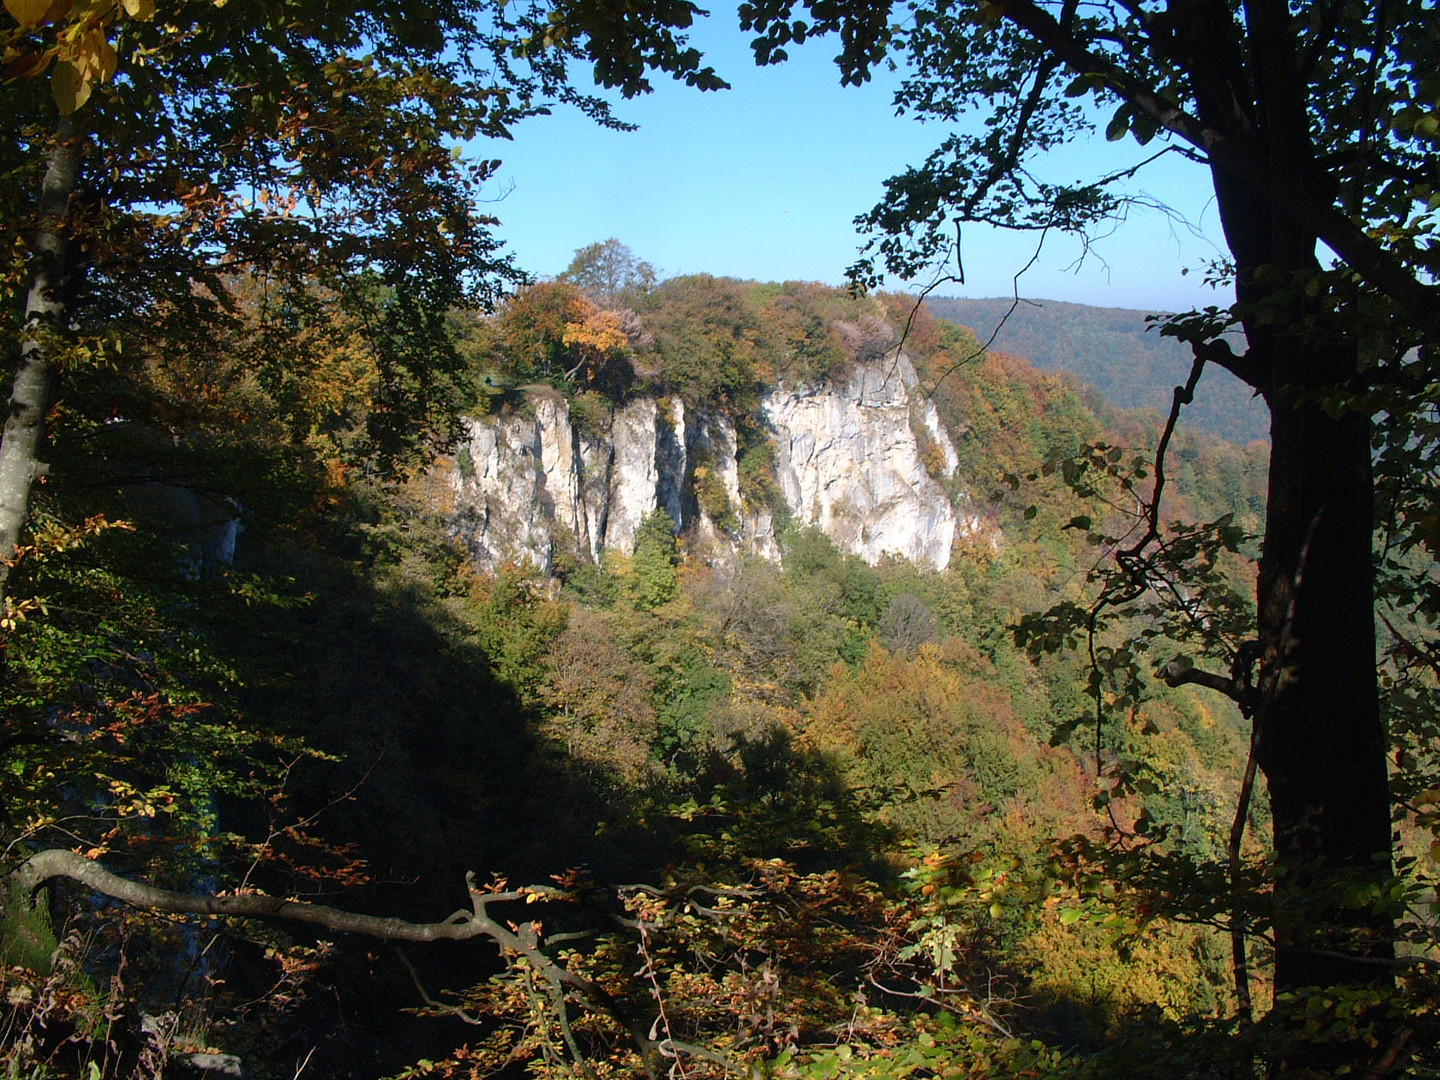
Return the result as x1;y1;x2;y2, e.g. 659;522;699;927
925;296;1269;445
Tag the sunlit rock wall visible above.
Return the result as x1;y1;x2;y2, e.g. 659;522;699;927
762;354;960;568
446;355;975;573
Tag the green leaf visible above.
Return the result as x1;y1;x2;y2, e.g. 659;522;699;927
1105;106;1130;141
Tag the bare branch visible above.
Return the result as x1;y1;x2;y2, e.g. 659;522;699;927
1120;350;1207;565
15;849;493;942
1158;656;1255;708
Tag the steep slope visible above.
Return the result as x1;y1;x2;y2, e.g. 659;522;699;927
924;296;1268;444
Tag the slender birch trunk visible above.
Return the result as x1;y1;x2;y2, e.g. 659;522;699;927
0;118;78;606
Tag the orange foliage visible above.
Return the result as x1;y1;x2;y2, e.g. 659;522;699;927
562;308;628;355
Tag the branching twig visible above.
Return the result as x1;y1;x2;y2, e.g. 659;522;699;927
921;229;1051;395
393;944;483;1025
1119;349;1207;567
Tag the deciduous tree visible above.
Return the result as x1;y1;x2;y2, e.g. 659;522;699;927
560;237;658;305
736;0;1438;1061
0;0;725;607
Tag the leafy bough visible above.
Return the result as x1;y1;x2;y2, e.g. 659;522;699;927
8;849;754;1080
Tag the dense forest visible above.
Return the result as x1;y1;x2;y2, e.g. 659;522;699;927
0;246;1360;1078
4;0;1440;1077
921;298;1268;446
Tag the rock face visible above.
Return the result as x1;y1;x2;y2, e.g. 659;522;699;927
763;356;963;568
447;355;976;572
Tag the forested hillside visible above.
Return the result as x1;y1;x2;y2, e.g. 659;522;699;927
923;297;1268;445
0;258;1305;1077
6;0;1439;1074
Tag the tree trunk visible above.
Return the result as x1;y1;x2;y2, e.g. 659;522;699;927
0;118;78;606
1254;339;1392;992
1194;0;1394;1004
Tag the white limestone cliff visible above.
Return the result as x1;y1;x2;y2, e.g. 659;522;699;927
446;355;976;573
762;355;959;568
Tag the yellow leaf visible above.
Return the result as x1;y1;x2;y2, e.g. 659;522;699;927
52;57;91;113
120;0;155;18
76;29;117;82
4;0;52;27
1430;840;1440;864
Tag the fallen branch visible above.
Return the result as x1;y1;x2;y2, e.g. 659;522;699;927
15;848;500;942
10;849;706;1080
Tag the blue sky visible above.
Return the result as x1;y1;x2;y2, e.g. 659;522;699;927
474;17;1232;313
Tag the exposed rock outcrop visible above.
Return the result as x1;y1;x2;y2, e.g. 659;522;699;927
446;355;977;573
762;356;962;568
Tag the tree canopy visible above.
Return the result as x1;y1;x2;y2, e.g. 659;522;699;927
560;237;659;305
3;0;1440;1077
733;0;1439;1068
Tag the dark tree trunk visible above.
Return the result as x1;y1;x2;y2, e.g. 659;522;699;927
1200;172;1395;1064
1212;197;1396;1010
1193;0;1394;1004
1254;340;1392;992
